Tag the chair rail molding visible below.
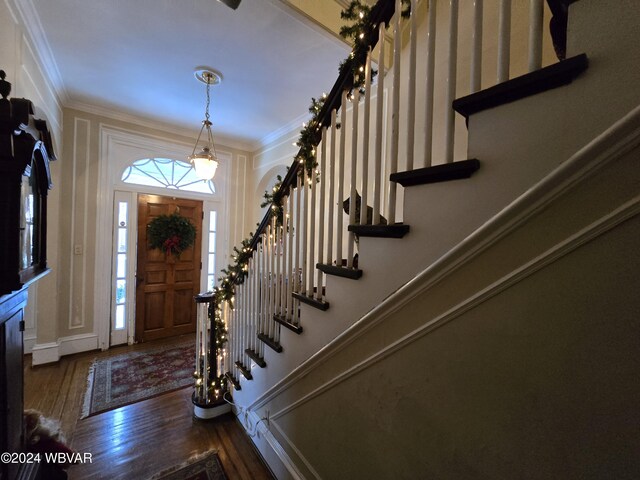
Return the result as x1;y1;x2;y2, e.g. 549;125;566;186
246;104;640;412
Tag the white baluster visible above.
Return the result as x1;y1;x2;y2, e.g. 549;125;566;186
241;281;247;366
269;219;276;338
294;174;302;296
280;196;288;319
423;0;437;168
336;91;348;265
317;127;327;284
529;0;544;71
353;92;364;229
301;168;308;295
406;0;418;170
258;240;265;357
471;0;483;93
498;0;512;82
196;298;201;379
349;74;362;265
326;110;337;265
247;257;254;357
287;184;294;320
273;223;277;335
444;0;459;164
387;0;402;223
308;155;317;298
373;28;384;221
252;254;258;351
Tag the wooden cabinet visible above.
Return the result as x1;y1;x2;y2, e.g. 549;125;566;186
0;70;55;480
0;289;27;480
0;71;54;296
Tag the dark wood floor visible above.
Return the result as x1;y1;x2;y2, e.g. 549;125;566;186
24;337;274;480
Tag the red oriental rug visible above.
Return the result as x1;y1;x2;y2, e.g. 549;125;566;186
81;338;195;418
147;451;227;480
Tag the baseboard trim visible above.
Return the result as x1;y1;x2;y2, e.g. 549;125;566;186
23;335;36;354
31;333;99;365
31;341;60;365
235;409;307;480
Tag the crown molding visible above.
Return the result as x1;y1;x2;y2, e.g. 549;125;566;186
66;99;256;153
267;0;352;50
10;0;69;104
258;110;310;150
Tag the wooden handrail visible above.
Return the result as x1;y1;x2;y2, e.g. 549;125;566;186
250;0;396;250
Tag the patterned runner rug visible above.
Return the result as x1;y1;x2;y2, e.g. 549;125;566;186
81;338;195;418
147;451;227;480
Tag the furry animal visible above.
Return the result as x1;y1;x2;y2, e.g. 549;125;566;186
342;190;387;227
342;191;386;269
24;409;68;447
24;409;75;479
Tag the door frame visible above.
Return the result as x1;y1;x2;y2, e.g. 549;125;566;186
96;125;231;350
134;194;203;343
110;189;223;346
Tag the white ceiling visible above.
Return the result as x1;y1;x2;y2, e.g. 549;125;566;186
27;0;351;150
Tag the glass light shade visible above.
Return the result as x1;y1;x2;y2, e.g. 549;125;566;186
190;149;219;180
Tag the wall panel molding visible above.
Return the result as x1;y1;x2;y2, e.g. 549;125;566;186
68;118;91;329
10;0;68;103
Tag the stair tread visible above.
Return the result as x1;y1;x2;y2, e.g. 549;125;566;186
225;371;241;390
273;314;303;334
316;263;363;279
348;223;410;238
390;159;480;187
453;53;588;119
257;333;283;353
292;291;330;311
244;348;266;368
234;361;253;381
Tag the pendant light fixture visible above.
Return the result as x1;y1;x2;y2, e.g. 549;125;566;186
189;68;223;181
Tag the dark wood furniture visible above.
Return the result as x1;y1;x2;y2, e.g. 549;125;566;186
0;70;55;480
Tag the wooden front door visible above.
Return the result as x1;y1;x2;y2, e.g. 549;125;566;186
136;194;203;342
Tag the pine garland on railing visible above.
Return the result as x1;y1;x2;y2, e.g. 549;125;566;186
295;95;327;178
210;299;228;393
256;0;413;233
339;0;410;89
260;174;285;226
217;236;254;306
211;0;407;358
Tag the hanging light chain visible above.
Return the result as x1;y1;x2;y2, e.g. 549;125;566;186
188;69;220;181
204;74;211;124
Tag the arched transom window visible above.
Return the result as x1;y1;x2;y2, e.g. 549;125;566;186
121;157;216;194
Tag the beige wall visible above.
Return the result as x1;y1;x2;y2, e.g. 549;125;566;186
243;117;640;479
4;0;261;361
52;108;252;348
250;130;298;232
2;0;64;351
231;0;640;477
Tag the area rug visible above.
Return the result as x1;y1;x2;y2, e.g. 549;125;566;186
81;338;195;418
147;451;227;480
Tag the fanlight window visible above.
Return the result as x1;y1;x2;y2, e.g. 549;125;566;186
121;158;215;194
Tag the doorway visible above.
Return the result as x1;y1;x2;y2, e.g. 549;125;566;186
97;128;231;351
135;194;203;342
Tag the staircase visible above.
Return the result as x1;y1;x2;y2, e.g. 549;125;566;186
212;0;640;478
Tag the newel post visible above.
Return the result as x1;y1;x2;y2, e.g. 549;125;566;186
192;291;231;419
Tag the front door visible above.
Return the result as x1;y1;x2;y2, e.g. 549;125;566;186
135;194;203;342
